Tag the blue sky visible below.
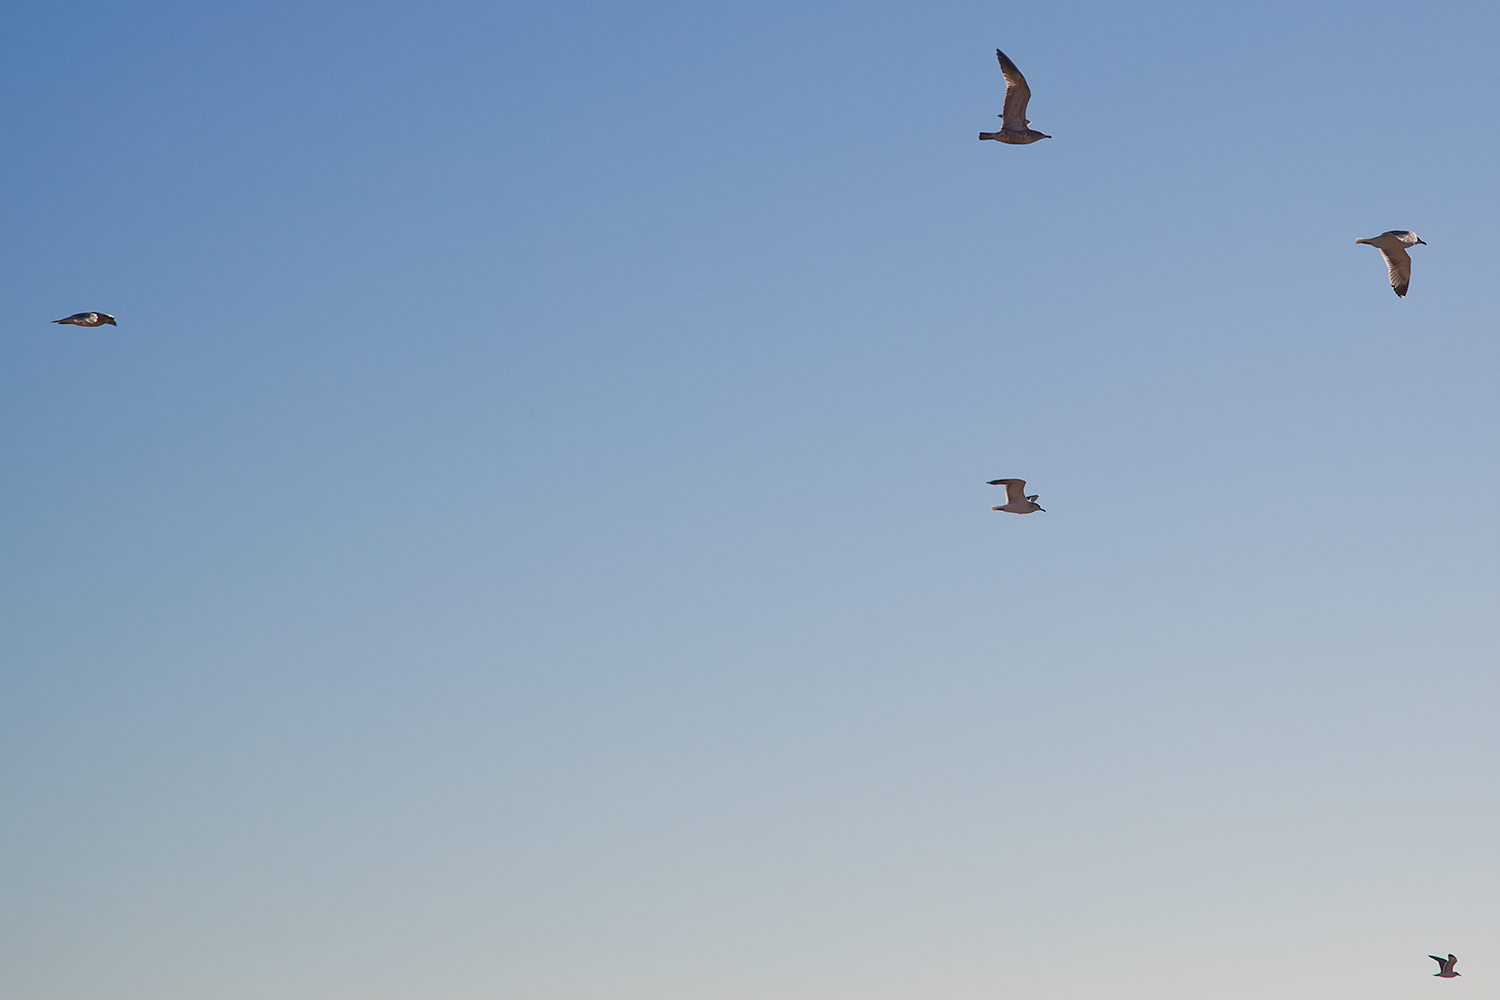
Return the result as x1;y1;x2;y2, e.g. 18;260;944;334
4;1;1500;997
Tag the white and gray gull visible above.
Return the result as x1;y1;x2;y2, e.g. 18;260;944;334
979;49;1051;145
1356;230;1426;298
988;479;1045;514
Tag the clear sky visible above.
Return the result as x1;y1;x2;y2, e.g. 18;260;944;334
4;1;1500;998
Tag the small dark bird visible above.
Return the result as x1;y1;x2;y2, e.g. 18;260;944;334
53;312;117;327
1355;231;1426;298
1431;955;1460;978
979;49;1051;144
988;478;1045;514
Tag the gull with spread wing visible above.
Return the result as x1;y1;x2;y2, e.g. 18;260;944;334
1356;230;1426;298
979;49;1051;145
52;312;117;327
1430;955;1460;978
988;479;1045;514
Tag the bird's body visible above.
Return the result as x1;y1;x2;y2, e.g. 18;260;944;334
988;478;1045;514
1431;955;1460;978
979;49;1050;144
1355;231;1426;297
52;312;116;327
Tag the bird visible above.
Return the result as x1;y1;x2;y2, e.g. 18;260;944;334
979;49;1051;144
988;478;1045;514
52;312;117;327
1430;955;1460;978
1355;231;1426;298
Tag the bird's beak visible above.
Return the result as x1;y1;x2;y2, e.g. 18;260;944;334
1418;239;1427;245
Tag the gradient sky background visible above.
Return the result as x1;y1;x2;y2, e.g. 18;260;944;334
4;1;1500;998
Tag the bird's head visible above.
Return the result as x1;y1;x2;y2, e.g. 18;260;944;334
102;314;117;325
1416;238;1427;245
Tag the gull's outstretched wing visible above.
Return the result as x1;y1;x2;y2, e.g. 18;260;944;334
996;50;1033;130
1380;247;1412;297
988;478;1027;505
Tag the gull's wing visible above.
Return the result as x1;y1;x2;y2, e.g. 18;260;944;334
996;49;1033;130
1430;956;1450;972
1380;247;1412;297
988;478;1027;504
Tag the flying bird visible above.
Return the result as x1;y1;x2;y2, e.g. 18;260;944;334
988;478;1045;514
979;49;1051;144
1355;231;1426;298
1430;955;1460;978
52;312;117;327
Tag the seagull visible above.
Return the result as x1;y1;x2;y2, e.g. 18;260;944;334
988;478;1045;514
52;312;117;327
1355;231;1426;298
979;49;1051;144
1430;955;1460;978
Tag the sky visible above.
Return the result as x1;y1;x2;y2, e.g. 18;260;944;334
3;0;1500;997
